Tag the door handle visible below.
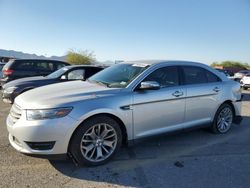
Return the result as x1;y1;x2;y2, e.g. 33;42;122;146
172;91;183;97
213;87;220;92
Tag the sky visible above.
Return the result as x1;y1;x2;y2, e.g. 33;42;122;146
0;0;249;64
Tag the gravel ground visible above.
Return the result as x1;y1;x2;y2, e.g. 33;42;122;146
0;90;250;188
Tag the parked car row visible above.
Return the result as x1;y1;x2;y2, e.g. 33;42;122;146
215;68;250;89
240;73;250;90
0;59;69;86
2;65;105;103
232;70;250;90
234;70;250;81
3;60;242;166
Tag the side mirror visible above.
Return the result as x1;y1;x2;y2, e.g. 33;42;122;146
60;75;67;80
139;81;160;90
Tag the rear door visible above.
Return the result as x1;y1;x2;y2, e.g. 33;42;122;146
181;66;223;125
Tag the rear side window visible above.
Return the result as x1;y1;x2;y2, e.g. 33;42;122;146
14;61;34;70
144;66;179;87
206;70;221;82
182;66;207;85
36;62;54;71
182;66;221;85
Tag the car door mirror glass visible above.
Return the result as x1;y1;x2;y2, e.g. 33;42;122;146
139;81;160;90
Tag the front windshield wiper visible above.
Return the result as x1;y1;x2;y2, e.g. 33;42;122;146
87;79;110;87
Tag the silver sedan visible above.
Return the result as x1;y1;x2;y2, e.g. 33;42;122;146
7;60;242;166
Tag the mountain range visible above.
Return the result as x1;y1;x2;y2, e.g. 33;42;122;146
0;49;115;65
0;49;66;61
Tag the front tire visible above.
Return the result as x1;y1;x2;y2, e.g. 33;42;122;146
211;103;233;134
69;115;122;166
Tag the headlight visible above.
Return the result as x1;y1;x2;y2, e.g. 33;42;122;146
4;87;17;94
26;107;73;120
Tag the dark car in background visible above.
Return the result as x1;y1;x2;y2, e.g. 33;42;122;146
2;65;105;103
0;59;69;86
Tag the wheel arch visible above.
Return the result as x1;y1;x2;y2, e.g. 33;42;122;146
67;113;128;153
21;87;35;94
212;100;236;123
221;100;236;117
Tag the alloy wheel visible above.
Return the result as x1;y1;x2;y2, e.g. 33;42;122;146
80;123;117;162
216;107;233;133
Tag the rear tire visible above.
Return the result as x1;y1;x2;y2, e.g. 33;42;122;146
243;87;248;90
69;115;122;166
211;103;233;134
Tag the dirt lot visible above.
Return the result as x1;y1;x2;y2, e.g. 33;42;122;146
0;91;250;188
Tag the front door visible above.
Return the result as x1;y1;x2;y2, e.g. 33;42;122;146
132;66;186;139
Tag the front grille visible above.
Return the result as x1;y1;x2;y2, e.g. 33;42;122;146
25;141;56;150
9;104;22;124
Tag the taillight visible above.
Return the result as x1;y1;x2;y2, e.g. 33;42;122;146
3;69;14;76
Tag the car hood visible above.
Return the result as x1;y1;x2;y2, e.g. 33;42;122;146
242;76;250;81
15;81;121;109
3;76;49;88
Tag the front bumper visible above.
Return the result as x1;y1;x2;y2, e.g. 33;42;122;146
240;82;250;88
7;112;79;155
232;98;242;124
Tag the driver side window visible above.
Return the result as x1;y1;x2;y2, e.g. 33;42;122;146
67;69;85;80
143;66;179;88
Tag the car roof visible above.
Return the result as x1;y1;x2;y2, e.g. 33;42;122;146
64;64;107;69
123;60;208;66
12;59;68;63
239;70;250;73
123;60;229;82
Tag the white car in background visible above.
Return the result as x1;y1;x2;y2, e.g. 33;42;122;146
240;73;250;90
234;70;250;82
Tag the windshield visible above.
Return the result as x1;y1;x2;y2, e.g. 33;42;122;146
88;63;149;88
47;67;69;78
239;70;249;74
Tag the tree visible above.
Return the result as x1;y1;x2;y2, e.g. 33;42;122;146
211;61;249;69
66;49;95;65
